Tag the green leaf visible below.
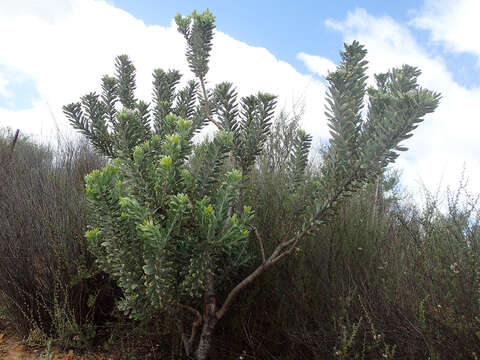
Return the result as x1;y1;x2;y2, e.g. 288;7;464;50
143;263;155;275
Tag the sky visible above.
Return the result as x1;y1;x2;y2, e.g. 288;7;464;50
1;0;479;203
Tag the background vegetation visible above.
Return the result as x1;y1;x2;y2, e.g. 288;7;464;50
1;116;479;358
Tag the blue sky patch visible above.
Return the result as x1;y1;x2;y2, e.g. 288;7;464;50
112;0;480;89
441;52;480;89
0;65;40;110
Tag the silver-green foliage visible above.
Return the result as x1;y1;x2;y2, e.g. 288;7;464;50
311;41;440;231
63;10;281;321
63;9;440;338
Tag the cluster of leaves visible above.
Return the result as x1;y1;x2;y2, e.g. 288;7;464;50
307;41;441;233
83;149;252;319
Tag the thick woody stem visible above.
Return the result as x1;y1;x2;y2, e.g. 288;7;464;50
194;275;217;360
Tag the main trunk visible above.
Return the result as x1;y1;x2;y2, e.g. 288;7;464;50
194;275;217;360
194;312;217;360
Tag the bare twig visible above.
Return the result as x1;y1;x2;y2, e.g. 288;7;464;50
250;225;265;263
177;303;202;319
10;129;20;153
0;129;20;167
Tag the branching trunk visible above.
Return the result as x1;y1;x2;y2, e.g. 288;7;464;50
186;179;354;359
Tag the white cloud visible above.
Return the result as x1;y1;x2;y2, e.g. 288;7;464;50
317;7;480;198
412;0;480;63
0;73;11;98
2;0;478;200
297;52;337;78
0;101;55;140
0;0;330;144
0;0;74;22
209;32;330;138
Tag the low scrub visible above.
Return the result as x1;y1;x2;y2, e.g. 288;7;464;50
1;122;479;359
0;129;116;348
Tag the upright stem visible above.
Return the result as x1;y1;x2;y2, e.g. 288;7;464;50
0;129;19;167
199;77;222;130
195;275;218;360
371;177;380;226
176;303;202;356
10;129;20;153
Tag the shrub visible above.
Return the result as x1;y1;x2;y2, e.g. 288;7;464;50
0;128;113;348
63;9;439;359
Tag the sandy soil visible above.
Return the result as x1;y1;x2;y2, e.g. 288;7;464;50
0;321;107;360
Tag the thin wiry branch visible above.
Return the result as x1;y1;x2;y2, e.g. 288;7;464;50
250;225;265;264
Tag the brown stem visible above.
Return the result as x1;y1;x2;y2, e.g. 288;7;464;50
175;318;192;357
216;177;354;320
250;225;265;263
176;303;202;321
371;176;380;225
1;129;19;167
199;77;222;130
176;303;203;356
216;261;266;321
10;129;19;153
195;275;217;360
215;229;305;320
